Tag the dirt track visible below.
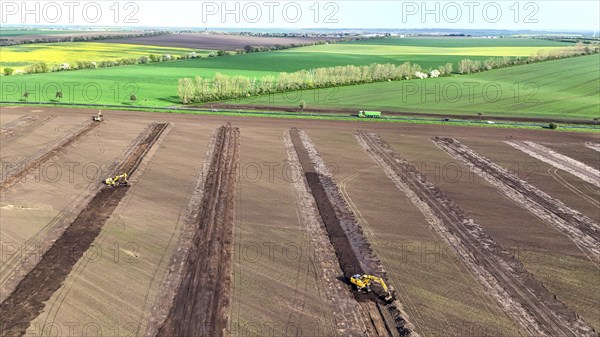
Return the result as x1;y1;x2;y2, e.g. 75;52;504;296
433;137;600;263
506;140;600;187
0;120;97;191
357;131;597;337
290;128;412;337
157;124;239;337
0;123;169;337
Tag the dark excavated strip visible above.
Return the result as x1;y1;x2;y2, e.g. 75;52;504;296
0;123;168;337
290;129;412;337
157;124;239;337
290;129;363;279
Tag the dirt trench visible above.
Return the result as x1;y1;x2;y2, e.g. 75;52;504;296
0;119;97;191
289;128;413;337
357;131;597;337
283;131;368;336
0;123;169;337
505;140;600;187
157;124;239;337
433;137;600;263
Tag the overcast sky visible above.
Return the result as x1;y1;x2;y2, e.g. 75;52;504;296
2;1;599;31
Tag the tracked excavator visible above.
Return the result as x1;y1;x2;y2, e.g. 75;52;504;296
350;274;395;302
103;173;129;187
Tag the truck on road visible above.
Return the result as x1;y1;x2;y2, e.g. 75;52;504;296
358;111;381;118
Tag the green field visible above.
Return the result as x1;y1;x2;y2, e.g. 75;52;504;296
0;37;579;111
0;42;210;71
227;55;600;120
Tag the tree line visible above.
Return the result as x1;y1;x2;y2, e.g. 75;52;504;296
457;42;598;74
177;43;599;104
0;31;169;46
177;62;454;104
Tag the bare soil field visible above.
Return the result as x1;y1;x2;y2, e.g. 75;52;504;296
1;31;146;45
157;124;239;337
505;140;600;187
290;128;412;336
358;131;594;336
104;33;337;50
0;116;56;148
584;142;600;153
1;120;100;191
1;106;598;337
0;123;169;336
434;138;600;263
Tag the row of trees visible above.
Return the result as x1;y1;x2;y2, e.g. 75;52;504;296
177;62;454;103
176;42;599;104
458;43;599;74
1;31;169;46
3;51;205;76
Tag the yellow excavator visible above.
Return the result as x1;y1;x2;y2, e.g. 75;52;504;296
104;173;129;187
350;274;394;302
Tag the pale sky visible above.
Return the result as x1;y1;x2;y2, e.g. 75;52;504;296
2;1;599;31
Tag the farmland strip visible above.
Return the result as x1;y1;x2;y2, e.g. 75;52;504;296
0;123;169;337
0;115;55;147
283;131;367;336
357;131;596;337
157;124;239;337
0;119;97;191
290;128;414;337
144;128;219;337
432;137;600;263
505;140;600;187
584;142;600;153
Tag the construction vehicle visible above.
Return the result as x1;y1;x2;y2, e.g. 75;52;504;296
358;111;381;118
350;274;394;302
93;110;103;122
103;173;129;187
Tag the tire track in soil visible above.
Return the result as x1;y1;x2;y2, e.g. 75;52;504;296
548;168;600;208
584;142;600;153
289;128;414;337
357;131;598;337
0;119;97;191
505;140;600;188
433;137;600;264
157;124;239;337
0;115;55;147
0;123;169;337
